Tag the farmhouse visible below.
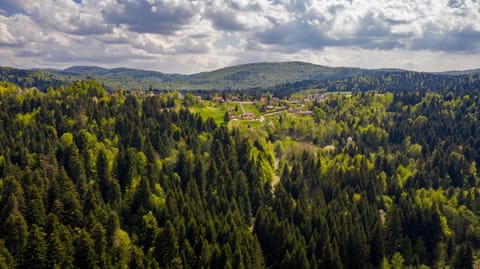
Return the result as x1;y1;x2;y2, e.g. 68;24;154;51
241;112;256;120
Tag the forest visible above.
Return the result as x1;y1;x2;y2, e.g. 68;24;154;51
0;80;480;268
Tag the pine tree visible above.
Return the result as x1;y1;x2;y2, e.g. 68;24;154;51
24;224;47;268
0;240;14;269
451;243;473;269
3;213;28;266
74;229;97;269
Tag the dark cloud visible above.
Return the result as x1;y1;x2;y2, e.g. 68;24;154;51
102;0;195;35
206;9;246;31
448;0;466;9
357;13;391;37
0;43;17;48
256;21;331;51
352;12;408;49
227;1;263;11
256;13;406;52
69;24;111;36
411;25;480;52
16;50;44;57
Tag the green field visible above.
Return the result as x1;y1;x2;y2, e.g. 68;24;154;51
229;120;262;128
189;103;227;124
190;101;262;125
240;103;261;115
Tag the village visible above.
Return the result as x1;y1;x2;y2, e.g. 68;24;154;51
214;92;349;122
117;88;352;124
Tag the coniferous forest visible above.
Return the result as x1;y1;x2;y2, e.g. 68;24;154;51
1;80;480;268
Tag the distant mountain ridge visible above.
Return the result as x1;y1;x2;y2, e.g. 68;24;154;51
436;69;480;76
1;61;479;92
172;61;387;90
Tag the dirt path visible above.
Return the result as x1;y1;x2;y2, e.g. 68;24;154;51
239;102;246;114
262;109;288;117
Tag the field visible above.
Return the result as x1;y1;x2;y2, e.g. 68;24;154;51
229;120;262;128
189;103;227;124
189;101;262;125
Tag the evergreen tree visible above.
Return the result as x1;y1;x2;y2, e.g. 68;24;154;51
24;224;47;268
3;213;28;266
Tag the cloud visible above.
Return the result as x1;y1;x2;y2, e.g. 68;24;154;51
0;20;16;45
2;0;111;36
203;0;274;32
0;13;48;46
206;9;246;31
0;0;479;73
102;0;196;35
255;11;407;51
411;25;480;52
256;20;331;51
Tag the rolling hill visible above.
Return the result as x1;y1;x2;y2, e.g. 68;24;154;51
172;61;381;90
0;62;393;91
1;61;479;92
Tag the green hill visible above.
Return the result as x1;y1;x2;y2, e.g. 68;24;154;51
0;62;389;91
173;61;379;90
1;61;479;92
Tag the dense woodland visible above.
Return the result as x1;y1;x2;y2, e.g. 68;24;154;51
2;64;480;94
0;62;376;92
261;72;480;98
0;80;480;268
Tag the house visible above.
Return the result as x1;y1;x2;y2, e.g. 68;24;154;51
226;110;238;121
241;112;256;120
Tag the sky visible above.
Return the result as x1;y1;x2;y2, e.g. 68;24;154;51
0;0;480;74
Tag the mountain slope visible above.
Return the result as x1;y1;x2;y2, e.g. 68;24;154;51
59;66;186;80
437;69;480;76
173;61;382;90
1;61;479;92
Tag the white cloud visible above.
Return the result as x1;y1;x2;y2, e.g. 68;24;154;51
0;0;478;73
0;19;16;45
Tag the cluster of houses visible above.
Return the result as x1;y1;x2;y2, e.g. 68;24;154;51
117;91;337;121
290;93;327;105
225;111;257;121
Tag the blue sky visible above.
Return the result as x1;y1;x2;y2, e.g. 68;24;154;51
0;0;479;73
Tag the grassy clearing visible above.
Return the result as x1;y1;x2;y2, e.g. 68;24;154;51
241;103;261;115
190;101;263;125
189;103;226;125
224;102;242;116
229;120;262;128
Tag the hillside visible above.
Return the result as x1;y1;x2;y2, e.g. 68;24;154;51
173;61;380;90
57;66;186;81
1;62;480;92
260;71;480;97
0;62;394;91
